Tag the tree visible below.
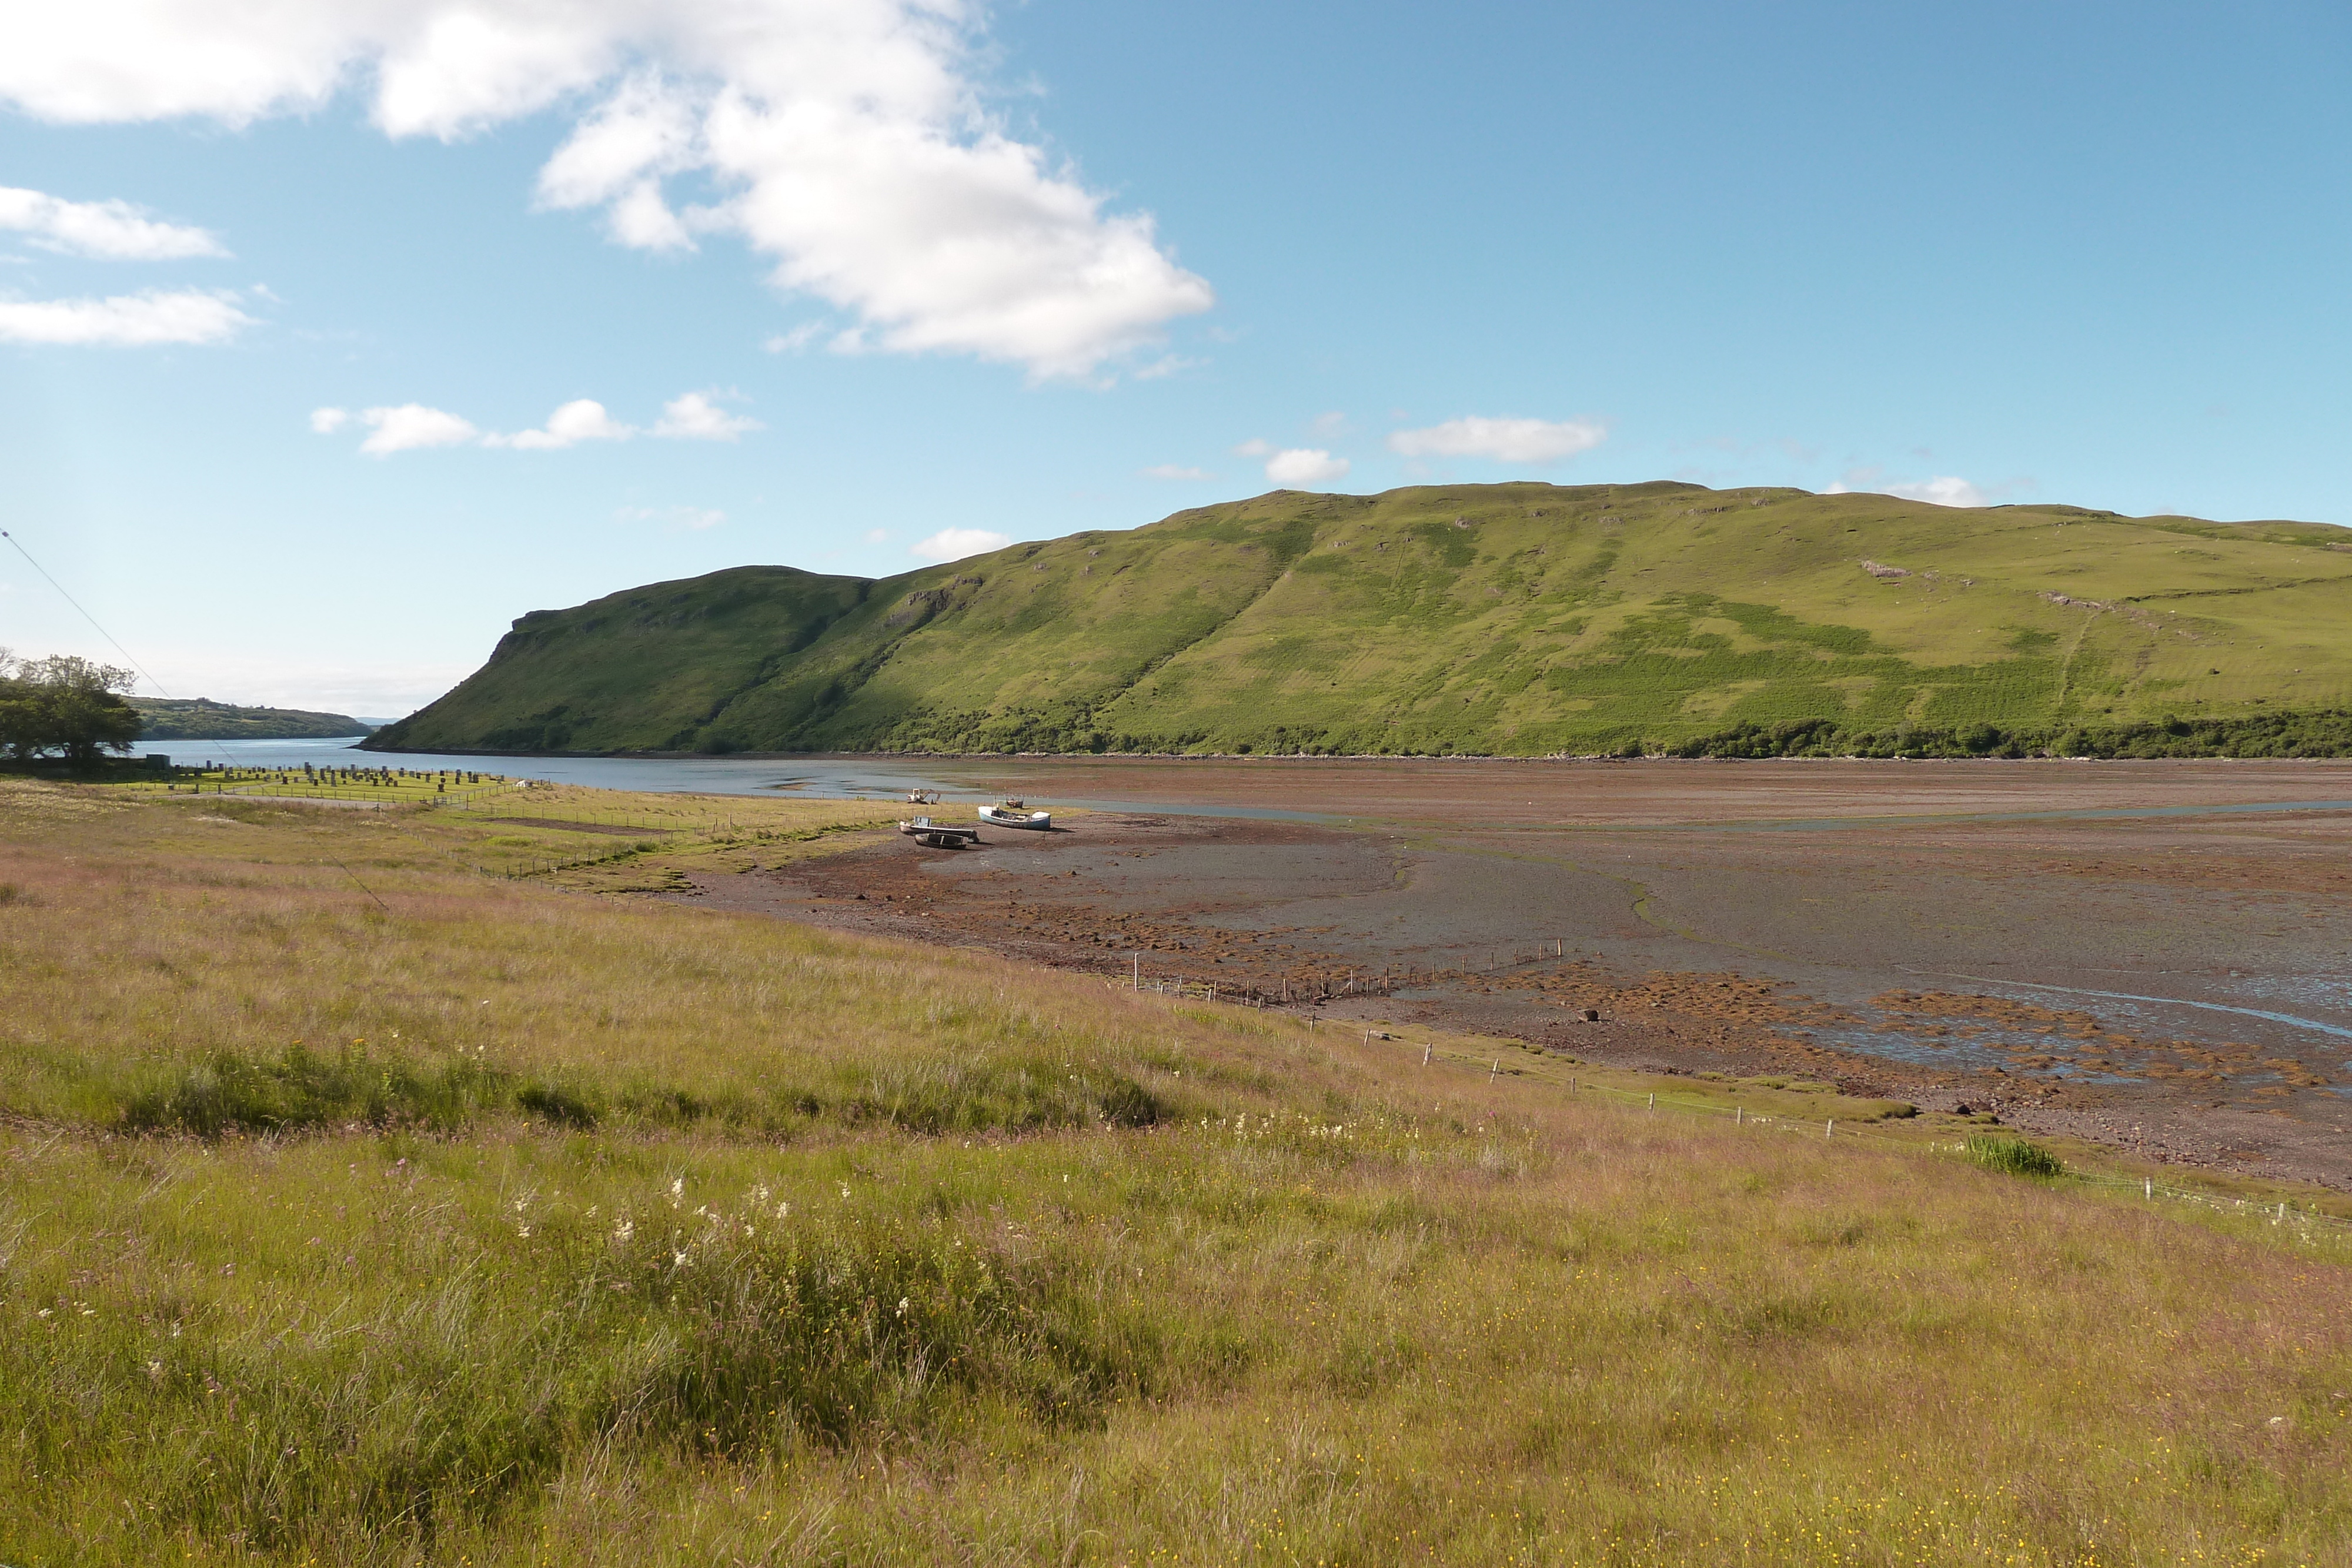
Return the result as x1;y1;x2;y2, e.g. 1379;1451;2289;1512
0;653;143;767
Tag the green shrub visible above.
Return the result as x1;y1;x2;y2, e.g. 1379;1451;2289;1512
1965;1134;2064;1179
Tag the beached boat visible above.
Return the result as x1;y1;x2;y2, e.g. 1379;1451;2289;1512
977;802;1051;830
898;815;981;847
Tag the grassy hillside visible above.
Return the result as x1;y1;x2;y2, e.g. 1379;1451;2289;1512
4;777;2347;1564
132;697;374;740
368;483;2352;757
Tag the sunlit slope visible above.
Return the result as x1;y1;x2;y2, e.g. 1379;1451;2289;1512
377;566;872;752
370;482;2352;755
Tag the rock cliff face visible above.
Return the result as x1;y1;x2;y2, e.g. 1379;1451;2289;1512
363;481;2352;757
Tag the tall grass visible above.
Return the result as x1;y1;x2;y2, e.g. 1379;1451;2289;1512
4;781;2349;1564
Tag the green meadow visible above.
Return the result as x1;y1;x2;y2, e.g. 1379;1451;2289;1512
3;777;2348;1564
369;482;2352;758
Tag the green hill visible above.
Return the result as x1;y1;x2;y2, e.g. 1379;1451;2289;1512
366;482;2352;758
135;698;375;741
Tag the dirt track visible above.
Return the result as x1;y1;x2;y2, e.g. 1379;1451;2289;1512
672;759;2352;1188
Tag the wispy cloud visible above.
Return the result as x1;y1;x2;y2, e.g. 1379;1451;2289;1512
0;3;1214;380
1387;415;1606;464
0;186;227;259
0;287;253;345
911;527;1012;563
617;503;726;530
762;322;824;355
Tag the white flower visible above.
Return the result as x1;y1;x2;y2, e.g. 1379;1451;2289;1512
671;1249;689;1268
516;1225;532;1239
775;1201;790;1219
896;1297;910;1318
838;1183;851;1201
670;1178;684;1198
613;1219;634;1241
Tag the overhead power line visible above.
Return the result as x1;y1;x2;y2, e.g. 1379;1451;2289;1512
0;528;173;697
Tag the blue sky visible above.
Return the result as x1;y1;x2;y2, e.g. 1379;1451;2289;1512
3;1;2347;715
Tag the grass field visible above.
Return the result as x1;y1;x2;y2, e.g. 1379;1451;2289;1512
368;482;2352;759
4;777;2350;1565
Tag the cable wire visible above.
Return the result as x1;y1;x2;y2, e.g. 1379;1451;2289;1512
0;528;173;697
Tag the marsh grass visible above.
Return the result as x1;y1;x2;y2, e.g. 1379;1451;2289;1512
1965;1133;2067;1180
4;780;2350;1565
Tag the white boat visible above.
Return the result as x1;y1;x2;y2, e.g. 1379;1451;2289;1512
977;803;1051;830
898;814;980;846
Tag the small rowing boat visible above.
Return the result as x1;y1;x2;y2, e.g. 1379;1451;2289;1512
977;802;1051;830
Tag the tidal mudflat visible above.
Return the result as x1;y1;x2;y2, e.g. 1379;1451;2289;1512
684;758;2352;1187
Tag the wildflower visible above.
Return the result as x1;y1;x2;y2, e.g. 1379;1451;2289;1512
516;1225;532;1239
670;1177;685;1199
838;1182;851;1201
145;1360;163;1380
35;1308;50;1319
753;1185;771;1203
896;1297;910;1318
776;1201;790;1219
672;1249;689;1268
613;1219;634;1242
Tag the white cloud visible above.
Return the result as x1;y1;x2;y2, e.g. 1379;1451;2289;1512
1264;448;1348;486
328;390;757;452
1887;476;1989;508
0;186;228;259
0;2;1214;380
0;287;253;345
650;390;760;441
1309;410;1350;438
910;527;1011;563
358;403;479;456
1232;437;1272;457
864;527;889;543
1387;416;1607;464
488;397;634;449
1823;470;1991;508
1141;464;1214;481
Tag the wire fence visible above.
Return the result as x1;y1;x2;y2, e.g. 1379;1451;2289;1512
1130;981;2352;1251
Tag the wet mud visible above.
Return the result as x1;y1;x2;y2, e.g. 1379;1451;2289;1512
673;760;2352;1189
